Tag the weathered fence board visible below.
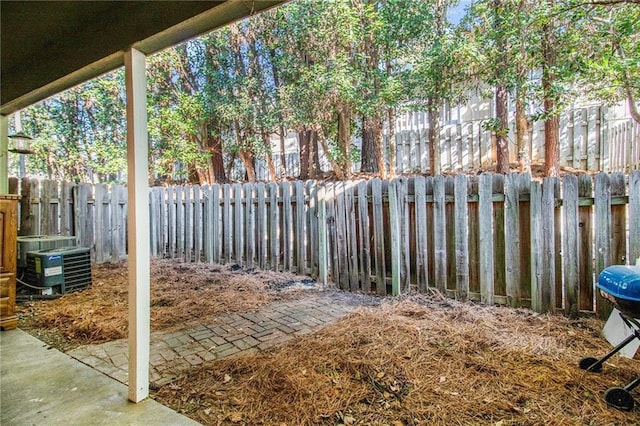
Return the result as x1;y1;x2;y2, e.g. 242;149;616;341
562;175;579;317
454;174;469;300
479;174;494;305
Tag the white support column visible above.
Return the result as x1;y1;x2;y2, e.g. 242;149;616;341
125;47;150;403
1;115;8;194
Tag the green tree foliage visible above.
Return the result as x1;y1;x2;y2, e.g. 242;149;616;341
571;1;640;123
19;71;127;183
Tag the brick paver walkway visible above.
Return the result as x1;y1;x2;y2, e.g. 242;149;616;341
68;290;377;388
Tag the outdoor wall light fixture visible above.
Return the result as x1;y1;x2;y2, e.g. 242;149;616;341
8;131;34;154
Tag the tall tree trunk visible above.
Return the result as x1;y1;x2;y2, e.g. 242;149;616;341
278;127;287;177
361;116;378;173
298;126;311;180
515;90;531;172
234;119;256;182
542;0;559;177
543;103;560;177
207;136;227;184
374;116;386;179
428;98;441;175
495;84;510;174
239;151;257;182
309;128;320;179
204;118;227;184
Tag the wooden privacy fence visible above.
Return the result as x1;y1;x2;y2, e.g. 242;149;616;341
11;172;640;318
249;107;639;180
387;109;639;174
148;172;639;317
9;177;128;263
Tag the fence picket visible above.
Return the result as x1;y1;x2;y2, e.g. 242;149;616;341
397;177;411;293
60;181;74;237
433;175;446;294
176;185;184;259
149;188;160;257
203;185;213;263
371;179;386;295
454;174;469;300
504;173;520;306
256;183;267;269
194;185;202;262
295;181;306;275
479;174;494;305
541;177;558;312
325;182;339;286
167;186;176;259
307;181;318;278
211;184;221;263
112;185;126;262
530;181;543;312
222;184;232;264
594;173;612;318
94;184;105;263
467;177;480;297
185;185;193;262
357;180;371;291
577;175;594;311
493;175;506;301
234;183;243;266
610;173;627;265
244;183;255;268
562;175;579;317
344;182;359;291
335;182;349;289
414;176;429;292
445;176;456;295
268;182;278;270
280;182;292;272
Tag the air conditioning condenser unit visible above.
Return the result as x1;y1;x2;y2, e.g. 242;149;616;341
23;247;92;295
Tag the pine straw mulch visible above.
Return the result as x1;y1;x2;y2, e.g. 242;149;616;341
17;258;317;351
153;295;640;426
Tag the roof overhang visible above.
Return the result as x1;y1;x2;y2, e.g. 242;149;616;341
1;0;283;115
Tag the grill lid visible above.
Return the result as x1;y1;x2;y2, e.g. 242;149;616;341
597;265;640;305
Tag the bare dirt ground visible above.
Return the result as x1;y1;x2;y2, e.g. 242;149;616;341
16;260;640;425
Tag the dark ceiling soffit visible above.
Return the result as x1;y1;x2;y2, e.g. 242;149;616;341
0;0;284;116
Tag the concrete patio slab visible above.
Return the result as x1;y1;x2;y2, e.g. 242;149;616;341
0;329;200;426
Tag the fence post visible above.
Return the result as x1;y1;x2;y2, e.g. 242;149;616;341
357;180;371;292
433;175;447;295
478;173;494;305
562;175;579;317
318;184;328;286
530;180;543;312
388;179;401;295
541;177;558;312
504;173;521;307
454;174;469;300
244;182;255;269
371;179;386;295
594;173;612;318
